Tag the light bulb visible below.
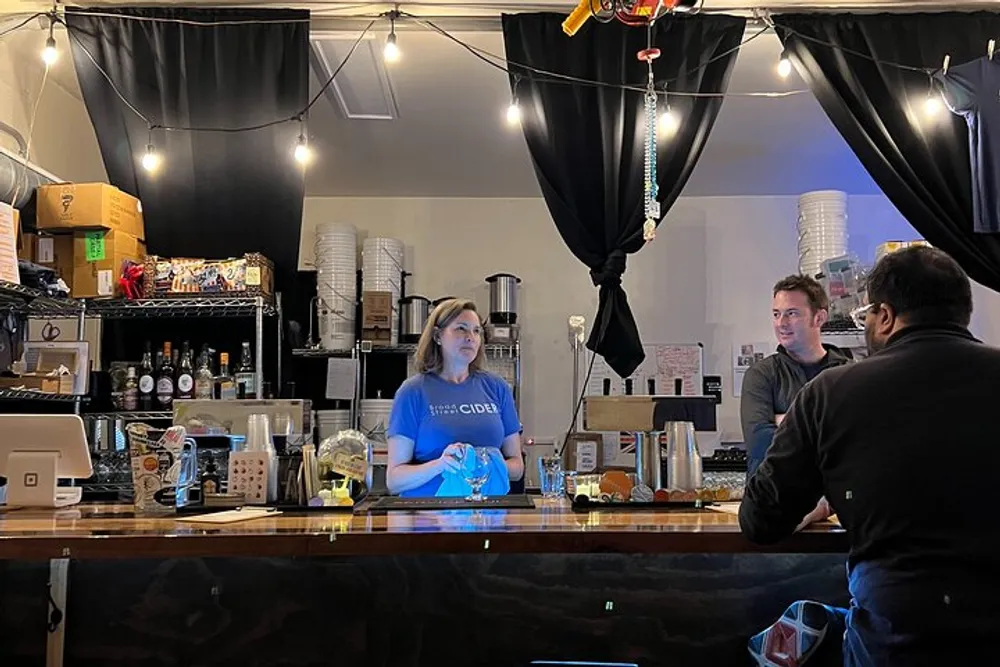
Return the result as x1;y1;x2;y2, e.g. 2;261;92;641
141;144;160;173
506;102;521;126
924;94;943;117
777;56;792;78
384;33;400;63
294;135;312;165
41;36;57;66
658;108;681;138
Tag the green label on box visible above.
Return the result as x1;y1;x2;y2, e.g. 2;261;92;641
85;231;105;262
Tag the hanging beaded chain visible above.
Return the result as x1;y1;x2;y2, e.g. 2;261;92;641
638;34;660;243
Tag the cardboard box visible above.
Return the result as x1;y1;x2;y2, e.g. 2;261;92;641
0;374;74;395
361;291;393;346
37;183;145;241
20;232;35;263
34;234;75;288
71;229;146;298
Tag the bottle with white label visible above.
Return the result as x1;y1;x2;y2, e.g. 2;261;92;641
138;341;155;410
215;352;237;401
157;341;175;409
176;341;194;400
123;367;139;411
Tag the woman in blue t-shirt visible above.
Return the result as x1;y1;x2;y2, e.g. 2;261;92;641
386;298;524;497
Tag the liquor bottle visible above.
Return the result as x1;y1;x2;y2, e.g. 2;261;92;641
194;345;214;400
123;367;139;411
157;342;175;409
176;341;194;400
138;342;155;410
201;454;221;497
215;352;237;400
235;341;256;399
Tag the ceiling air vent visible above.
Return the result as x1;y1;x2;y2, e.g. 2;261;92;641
309;33;399;120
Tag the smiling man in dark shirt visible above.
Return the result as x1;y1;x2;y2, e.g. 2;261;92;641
741;275;849;476
741;246;1000;666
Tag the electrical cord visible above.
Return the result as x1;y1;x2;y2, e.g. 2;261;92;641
58;16;376;133
557;348;597;458
46;582;63;633
0;6;938;139
0;13;43;39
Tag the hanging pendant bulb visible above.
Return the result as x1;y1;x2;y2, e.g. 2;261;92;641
41;36;57;66
384;32;400;63
141;144;161;173
294;133;312;165
41;16;57;66
924;93;943;117
658;107;681;137
777;52;792;79
506;101;521;126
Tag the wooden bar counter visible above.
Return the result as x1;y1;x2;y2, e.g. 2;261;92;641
0;499;846;560
0;501;849;667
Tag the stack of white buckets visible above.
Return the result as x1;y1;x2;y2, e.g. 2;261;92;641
361;237;404;347
314;222;358;351
797;190;849;278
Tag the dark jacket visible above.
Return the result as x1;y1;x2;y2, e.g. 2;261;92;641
740;324;1000;663
740;343;850;475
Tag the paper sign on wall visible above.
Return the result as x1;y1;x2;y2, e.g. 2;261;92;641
85;231;106;261
37;237;54;264
0;202;20;284
732;341;773;397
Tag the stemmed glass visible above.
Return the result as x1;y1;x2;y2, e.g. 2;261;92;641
464;447;492;502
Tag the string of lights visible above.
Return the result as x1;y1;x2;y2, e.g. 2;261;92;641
0;7;960;176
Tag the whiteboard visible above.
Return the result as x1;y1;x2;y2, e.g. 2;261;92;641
584;343;704;397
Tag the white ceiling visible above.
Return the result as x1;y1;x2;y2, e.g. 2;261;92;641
302;22;885;197
0;1;971;196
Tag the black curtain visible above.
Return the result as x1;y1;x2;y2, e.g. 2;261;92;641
502;13;744;377
773;12;1000;292
64;7;309;318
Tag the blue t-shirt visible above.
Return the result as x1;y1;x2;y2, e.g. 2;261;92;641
387;371;521;497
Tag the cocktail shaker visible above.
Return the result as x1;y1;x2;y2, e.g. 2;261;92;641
665;421;702;490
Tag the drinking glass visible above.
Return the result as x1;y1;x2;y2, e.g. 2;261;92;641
464;447;492;502
537;455;565;498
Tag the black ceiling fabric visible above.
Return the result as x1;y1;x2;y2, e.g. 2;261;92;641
64;7;310;321
501;12;745;377
774;12;1000;292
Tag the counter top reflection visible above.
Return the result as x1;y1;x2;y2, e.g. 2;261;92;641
0;500;846;560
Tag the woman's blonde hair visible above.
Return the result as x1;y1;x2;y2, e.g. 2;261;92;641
414;298;486;374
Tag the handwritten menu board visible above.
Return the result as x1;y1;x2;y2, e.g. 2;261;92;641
0;202;20;284
584;343;704;396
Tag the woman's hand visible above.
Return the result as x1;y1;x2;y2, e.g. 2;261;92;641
437;443;468;475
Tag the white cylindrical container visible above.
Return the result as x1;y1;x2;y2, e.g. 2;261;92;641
361;236;404;347
315;223;358;350
359;398;394;464
797;190;848;278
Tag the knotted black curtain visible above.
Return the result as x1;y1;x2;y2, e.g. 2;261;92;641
501;13;745;377
774;12;1000;292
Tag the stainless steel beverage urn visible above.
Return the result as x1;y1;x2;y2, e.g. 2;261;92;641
485;273;521;325
399;295;430;343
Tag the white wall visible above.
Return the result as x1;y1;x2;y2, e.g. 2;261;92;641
302;194;1000;443
0;27;106;182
